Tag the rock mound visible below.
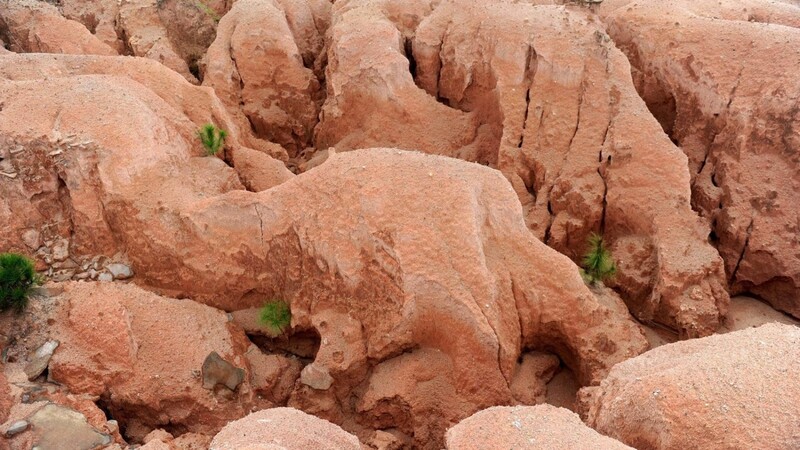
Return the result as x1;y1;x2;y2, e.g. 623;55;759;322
47;282;266;439
0;0;117;56
209;407;361;450
0;65;649;445
317;0;729;337
580;323;800;449
446;404;633;450
203;0;329;156
600;0;800;318
116;0;222;83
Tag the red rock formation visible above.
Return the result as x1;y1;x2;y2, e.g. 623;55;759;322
314;0;484;161
58;0;124;52
47;282;267;439
139;431;211;450
54;0;229;77
446;404;633;450
580;323;800;450
315;0;729;337
210;408;362;449
0;72;245;266
116;0;225;83
203;0;329;156
9;2;797;446
231;147;295;192
115;0;197;83
177;149;645;447
0;61;648;445
0;53;283;158
600;0;800;318
0;53;289;268
0;0;117;56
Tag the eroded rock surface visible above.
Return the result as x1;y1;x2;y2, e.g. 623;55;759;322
1;0;796;448
580;323;800;449
116;0;218;83
0;63;649;445
47;282;265;439
204;0;330;156
316;0;729;337
58;0;124;52
315;0;481;160
0;53;287;275
0;0;117;56
0;53;283;158
600;0;800;318
209;407;361;450
446;404;633;450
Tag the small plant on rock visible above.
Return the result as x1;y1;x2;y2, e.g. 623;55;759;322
197;123;227;156
580;233;616;286
259;300;292;336
195;0;222;22
0;253;40;313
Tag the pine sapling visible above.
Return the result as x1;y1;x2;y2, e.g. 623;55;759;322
259;300;292;336
197;123;227;156
580;233;617;286
0;253;41;313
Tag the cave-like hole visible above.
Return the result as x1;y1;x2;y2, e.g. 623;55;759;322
403;38;418;81
630;68;679;145
95;396;125;437
545;362;580;410
248;328;321;365
646;87;678;142
187;55;202;82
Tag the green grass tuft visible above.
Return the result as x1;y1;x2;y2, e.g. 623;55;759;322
195;0;222;22
197;123;227;156
259;300;291;336
580;233;617;286
0;253;40;313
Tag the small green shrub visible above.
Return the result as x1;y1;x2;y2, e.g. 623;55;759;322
259;300;291;336
197;123;227;156
195;1;222;22
580;233;616;286
0;253;40;313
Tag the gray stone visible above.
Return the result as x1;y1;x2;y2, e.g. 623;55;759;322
300;363;334;390
201;351;245;391
27;403;112;450
51;239;69;262
24;340;59;381
106;263;133;280
5;420;29;437
53;258;78;270
97;272;113;282
21;229;42;250
51;269;76;282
